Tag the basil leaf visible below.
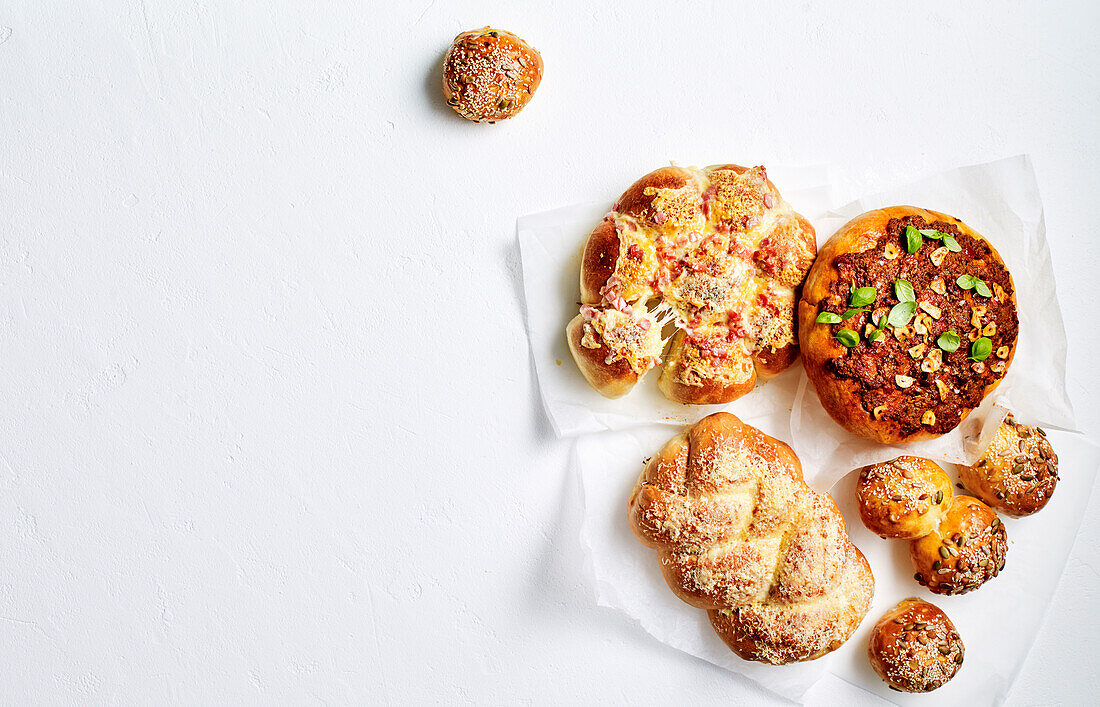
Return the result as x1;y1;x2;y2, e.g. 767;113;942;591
905;225;922;254
834;329;859;348
816;311;843;324
969;337;993;362
841;307;867;320
937;331;961;352
868;328;884;343
850;287;877;307
919;228;943;239
956;275;976;290
894;278;916;303
974;280;992;298
886;301;917;328
943;235;962;253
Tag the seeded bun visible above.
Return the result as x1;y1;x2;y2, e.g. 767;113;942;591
959;413;1059;517
868;598;964;693
855;457;953;540
910;496;1007;596
442;27;543;122
799;206;1018;443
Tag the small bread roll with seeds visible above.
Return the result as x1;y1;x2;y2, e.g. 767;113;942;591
910;496;1007;595
868;598;964;693
960;412;1058;517
442;27;543;123
855;457;953;539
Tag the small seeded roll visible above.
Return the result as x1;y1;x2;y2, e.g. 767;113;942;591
960;413;1059;517
910;496;1007;595
855;457;953;540
442;27;543;123
868;598;964;693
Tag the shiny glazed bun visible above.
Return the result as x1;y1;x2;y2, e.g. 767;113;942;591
868;598;964;693
910;496;1007;596
855;456;953;539
442;27;543;122
960;412;1058;517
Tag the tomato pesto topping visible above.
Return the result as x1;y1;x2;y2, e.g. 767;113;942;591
814;215;1018;436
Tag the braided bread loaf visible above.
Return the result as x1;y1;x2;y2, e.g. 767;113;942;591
628;413;874;664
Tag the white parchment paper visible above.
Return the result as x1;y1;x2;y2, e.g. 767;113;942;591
576;423;1099;704
557;156;1094;702
791;156;1076;490
518;166;834;438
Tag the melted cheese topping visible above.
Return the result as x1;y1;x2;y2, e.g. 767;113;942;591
576;164;815;391
581;306;664;375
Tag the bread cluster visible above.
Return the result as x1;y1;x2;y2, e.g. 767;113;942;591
960;413;1058;517
799;206;1018;443
856;457;1007;595
568;164;817;404
629;413;873;664
868;598;964;692
442;27;543;122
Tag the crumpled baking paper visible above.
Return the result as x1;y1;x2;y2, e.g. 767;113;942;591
791;155;1076;490
542;156;1095;702
575;422;1099;704
518;165;833;438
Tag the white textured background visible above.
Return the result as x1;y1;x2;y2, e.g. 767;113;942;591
2;2;1097;704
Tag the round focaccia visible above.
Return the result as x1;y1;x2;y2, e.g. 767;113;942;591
798;206;1018;443
566;164;817;404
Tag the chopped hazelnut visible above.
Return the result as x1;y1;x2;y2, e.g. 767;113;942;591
982;322;997;337
919;301;942;319
935;379;949;401
908;343;926;359
930;247;949;267
921;348;943;373
930;277;946;295
896;374;916;389
996;345;1010;359
991;361;1007;373
884;243;900;260
922;410;936;426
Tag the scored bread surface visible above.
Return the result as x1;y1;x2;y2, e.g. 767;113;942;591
628;412;873;664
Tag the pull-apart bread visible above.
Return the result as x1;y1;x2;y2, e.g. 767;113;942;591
799;206;1018;443
567;164;817;404
855;456;1007;596
628;413;873;664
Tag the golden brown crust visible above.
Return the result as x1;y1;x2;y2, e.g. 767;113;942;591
799;206;1017;443
657;330;757;405
959;413;1059;517
565;314;638;398
568;164;817;404
868;598;964;692
855;457;953;540
442;27;543;123
910;496;1007;596
853;455;1009;595
628;413;874;664
579;220;620;304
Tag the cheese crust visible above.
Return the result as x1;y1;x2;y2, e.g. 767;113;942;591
568;164;817;403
